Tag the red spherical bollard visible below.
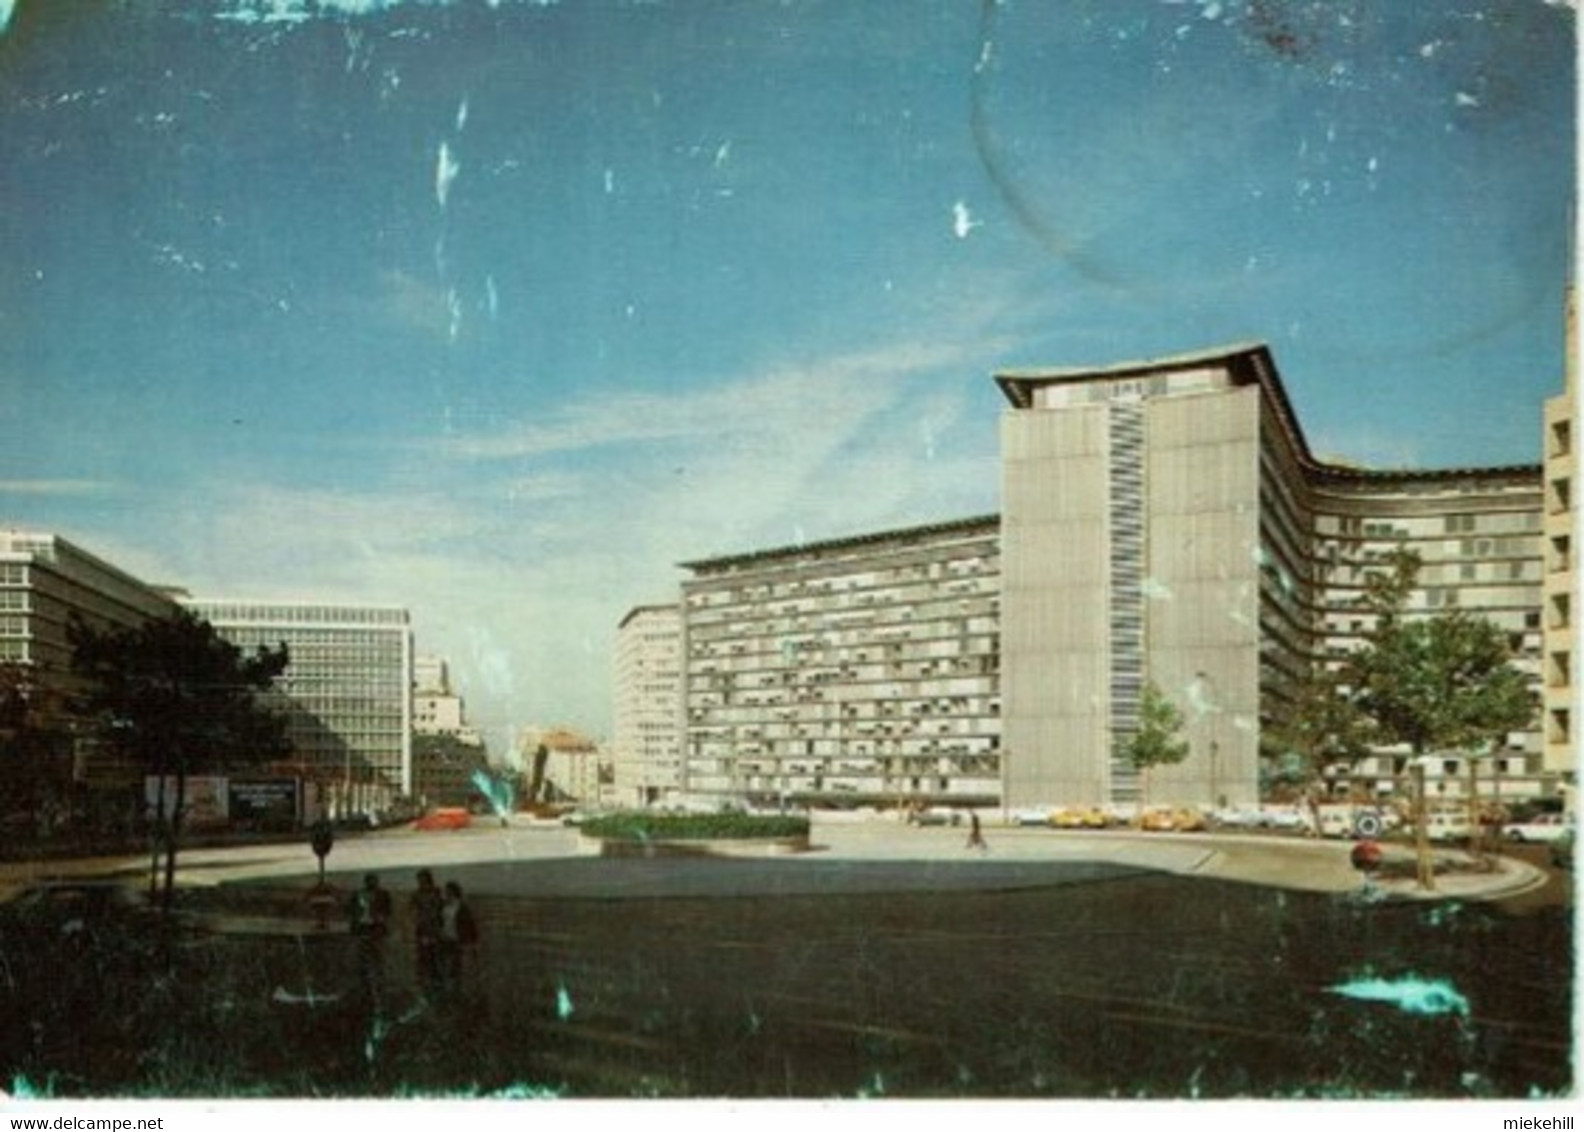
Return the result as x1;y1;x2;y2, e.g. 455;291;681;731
1350;839;1383;874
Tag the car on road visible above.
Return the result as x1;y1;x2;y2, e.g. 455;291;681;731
1139;807;1207;833
1209;808;1267;830
910;807;962;827
1047;807;1116;830
1502;813;1574;844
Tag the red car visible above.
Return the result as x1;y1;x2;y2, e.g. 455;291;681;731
414;807;471;832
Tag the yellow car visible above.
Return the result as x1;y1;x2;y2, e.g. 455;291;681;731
1140;807;1207;832
1050;808;1087;829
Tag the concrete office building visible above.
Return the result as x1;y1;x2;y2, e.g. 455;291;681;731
679;516;1001;809
612;604;683;808
412;654;481;747
0;530;179;801
181;598;414;815
1542;294;1577;783
997;343;1545;810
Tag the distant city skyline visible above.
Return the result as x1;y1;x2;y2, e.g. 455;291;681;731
1;0;1573;750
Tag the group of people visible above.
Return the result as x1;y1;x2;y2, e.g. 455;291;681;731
346;868;479;1010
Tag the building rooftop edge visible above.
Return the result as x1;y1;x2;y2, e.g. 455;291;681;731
994;342;1543;485
618;603;679;629
679;513;1001;573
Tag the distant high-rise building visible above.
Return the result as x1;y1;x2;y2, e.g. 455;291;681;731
181;598;414;816
612;604;682;807
412;654;481;746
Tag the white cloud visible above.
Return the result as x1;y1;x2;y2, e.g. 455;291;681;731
0;479;118;497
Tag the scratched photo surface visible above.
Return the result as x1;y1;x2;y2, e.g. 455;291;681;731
0;0;1575;1106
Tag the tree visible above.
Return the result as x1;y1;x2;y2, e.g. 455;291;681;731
69;610;290;913
525;742;550;807
1122;682;1190;808
0;664;73;830
1345;547;1536;876
1261;660;1374;829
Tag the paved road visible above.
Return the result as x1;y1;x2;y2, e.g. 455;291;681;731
0;815;1550;908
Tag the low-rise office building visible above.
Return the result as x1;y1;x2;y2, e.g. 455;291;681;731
0;530;179;817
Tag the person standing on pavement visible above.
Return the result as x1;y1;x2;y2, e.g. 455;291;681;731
411;868;444;999
347;873;393;1011
967;810;988;851
438;880;479;999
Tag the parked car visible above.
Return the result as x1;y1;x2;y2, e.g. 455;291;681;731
1209;808;1267;830
1304;805;1395;839
1139;807;1206;832
1010;809;1052;827
414;807;471;831
1550;826;1574;870
911;807;962;827
1051;807;1111;829
1502;813;1574;844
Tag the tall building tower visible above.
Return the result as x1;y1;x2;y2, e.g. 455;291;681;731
1543;291;1577;780
997;344;1544;811
181;598;414;816
612;604;683;808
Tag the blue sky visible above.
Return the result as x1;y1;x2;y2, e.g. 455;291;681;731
0;0;1574;754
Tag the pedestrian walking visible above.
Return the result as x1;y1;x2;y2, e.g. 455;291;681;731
967;810;987;850
346;872;392;1011
438;880;479;998
411;868;444;999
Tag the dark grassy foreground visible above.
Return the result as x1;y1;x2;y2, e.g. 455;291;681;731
0;871;1573;1099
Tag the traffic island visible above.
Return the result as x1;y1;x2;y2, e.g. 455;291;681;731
576;812;814;858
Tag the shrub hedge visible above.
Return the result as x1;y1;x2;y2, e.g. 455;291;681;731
581;812;811;842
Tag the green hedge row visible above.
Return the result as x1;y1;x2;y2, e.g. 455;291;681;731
581;812;811;842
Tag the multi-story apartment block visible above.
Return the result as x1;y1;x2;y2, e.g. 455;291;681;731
612;604;683;808
0;530;179;801
1542;293;1577;783
679;516;1001;809
181;598;414;816
997;343;1545;810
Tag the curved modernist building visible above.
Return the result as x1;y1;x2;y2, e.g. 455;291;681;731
998;343;1544;810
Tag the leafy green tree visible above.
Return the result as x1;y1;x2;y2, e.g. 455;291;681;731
1123;682;1189;807
69;610;290;913
1261;660;1374;828
1345;546;1536;869
1348;613;1535;758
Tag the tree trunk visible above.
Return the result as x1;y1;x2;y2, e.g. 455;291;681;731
149;768;168;902
1466;757;1483;859
162;764;187;916
1413;761;1435;892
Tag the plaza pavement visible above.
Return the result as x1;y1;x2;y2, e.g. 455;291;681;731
0;813;1552;927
